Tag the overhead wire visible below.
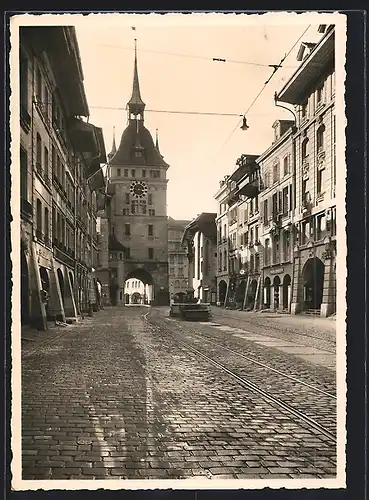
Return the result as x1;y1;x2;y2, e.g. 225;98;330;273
98;43;298;69
218;25;312;152
88;106;243;117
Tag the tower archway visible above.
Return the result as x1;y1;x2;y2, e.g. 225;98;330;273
302;257;324;310
124;268;154;306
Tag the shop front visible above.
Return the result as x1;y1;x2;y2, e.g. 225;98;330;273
262;263;293;312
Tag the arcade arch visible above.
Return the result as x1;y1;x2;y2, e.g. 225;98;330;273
302;257;324;310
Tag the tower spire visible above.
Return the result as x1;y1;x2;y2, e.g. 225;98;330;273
127;38;146;120
112;126;117;154
156;128;161;154
108;126;117;162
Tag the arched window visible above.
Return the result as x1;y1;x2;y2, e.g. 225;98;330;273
301;138;309;161
317;125;325;152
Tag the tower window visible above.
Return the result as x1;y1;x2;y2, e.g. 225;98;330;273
124;169;129;177
148;193;153;205
125;193;130;204
148;247;154;259
117;168;121;176
148;224;153;237
142;170;146;178
149;208;155;216
131;169;136;177
125;223;131;236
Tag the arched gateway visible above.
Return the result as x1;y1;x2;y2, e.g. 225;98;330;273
106;40;169;306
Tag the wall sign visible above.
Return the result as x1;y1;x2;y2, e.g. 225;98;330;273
270;267;284;275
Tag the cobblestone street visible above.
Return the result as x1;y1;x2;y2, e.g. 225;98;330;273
21;306;337;481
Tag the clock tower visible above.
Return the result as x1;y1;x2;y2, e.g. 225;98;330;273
106;40;170;306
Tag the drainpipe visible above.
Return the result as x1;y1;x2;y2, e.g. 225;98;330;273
274;94;297;313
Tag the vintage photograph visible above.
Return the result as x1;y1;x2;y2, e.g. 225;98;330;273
10;12;346;490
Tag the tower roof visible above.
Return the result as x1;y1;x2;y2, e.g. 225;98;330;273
109;120;169;167
127;39;146;114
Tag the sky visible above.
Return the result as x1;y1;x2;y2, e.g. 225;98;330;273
74;14;325;220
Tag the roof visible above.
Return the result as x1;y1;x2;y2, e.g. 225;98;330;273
181;212;217;245
109;120;169;167
168;217;191;229
108;234;128;252
276;27;335;105
22;26;89;117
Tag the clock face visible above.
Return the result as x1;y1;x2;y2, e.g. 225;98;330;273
130;181;148;198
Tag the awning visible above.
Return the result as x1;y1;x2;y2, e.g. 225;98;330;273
276;28;334;105
67;118;99;154
88;167;105;192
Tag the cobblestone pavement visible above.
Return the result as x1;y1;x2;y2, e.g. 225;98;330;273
21;306;337;481
210;308;336;353
148;309;337;435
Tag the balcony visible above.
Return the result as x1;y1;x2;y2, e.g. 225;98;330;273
238;176;259;198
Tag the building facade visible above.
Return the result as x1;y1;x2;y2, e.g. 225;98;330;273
106;43;170;306
168;217;190;301
258;120;295;312
214;155;262;310
19;26;106;330
182;213;217;304
276;24;336;317
212;25;336;317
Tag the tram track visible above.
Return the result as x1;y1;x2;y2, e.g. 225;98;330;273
146;311;337;444
210;311;336;353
